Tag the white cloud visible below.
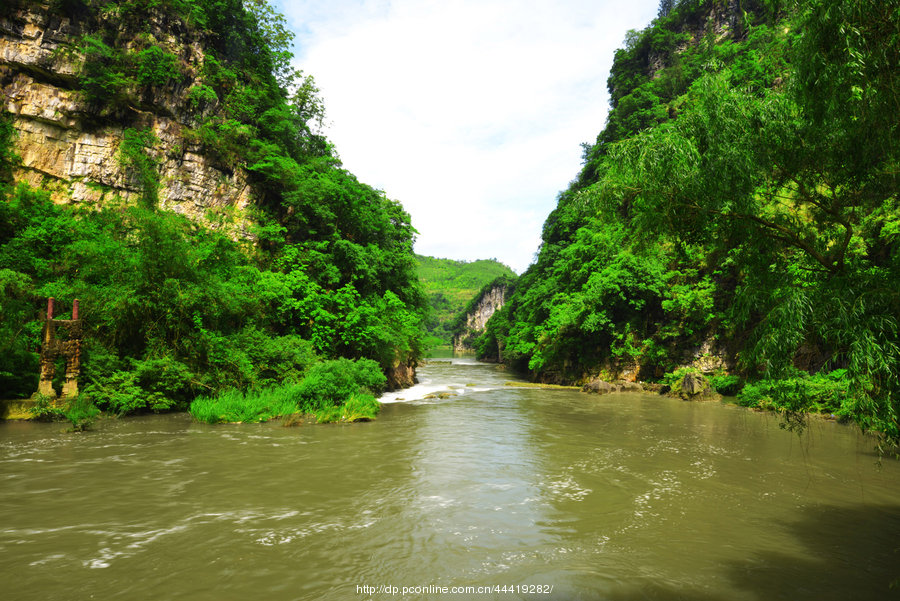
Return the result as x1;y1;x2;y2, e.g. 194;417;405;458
273;0;660;273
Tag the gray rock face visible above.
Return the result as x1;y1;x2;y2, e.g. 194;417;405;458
452;284;508;352
682;372;706;395
581;379;644;394
618;381;644;393
0;4;255;236
386;361;417;391
582;379;614;395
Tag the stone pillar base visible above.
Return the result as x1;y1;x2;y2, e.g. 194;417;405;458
61;378;79;398
37;379;56;399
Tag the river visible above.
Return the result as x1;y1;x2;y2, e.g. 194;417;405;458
1;357;899;601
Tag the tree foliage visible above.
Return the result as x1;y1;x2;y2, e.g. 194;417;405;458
486;0;900;445
0;1;426;417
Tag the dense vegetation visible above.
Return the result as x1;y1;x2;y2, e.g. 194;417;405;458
478;0;900;447
0;0;426;423
415;254;516;346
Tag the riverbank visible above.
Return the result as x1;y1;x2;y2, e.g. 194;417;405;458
0;397;36;420
507;365;899;452
0;357;394;429
504;381;581;390
4;358;892;454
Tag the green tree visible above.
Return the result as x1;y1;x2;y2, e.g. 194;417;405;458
593;1;900;441
491;0;899;446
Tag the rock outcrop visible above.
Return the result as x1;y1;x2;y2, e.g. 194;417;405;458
386;360;417;391
582;379;645;395
0;2;254;234
667;370;721;401
451;281;509;353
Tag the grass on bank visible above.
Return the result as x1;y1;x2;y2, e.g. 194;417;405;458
30;394;101;432
189;357;385;424
189;385;380;424
22;357;385;429
189;385;301;423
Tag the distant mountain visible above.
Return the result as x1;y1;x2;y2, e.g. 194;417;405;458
415;255;516;346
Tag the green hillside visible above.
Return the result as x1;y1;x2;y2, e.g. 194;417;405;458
415;255;516;346
478;0;900;446
0;0;426;425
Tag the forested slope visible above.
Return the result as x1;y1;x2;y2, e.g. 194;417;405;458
481;0;900;445
0;0;426;423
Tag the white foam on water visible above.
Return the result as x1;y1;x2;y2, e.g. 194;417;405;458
378;358;500;404
378;380;450;404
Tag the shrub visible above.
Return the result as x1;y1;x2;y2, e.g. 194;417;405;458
661;366;697;386
131;356;196;406
737;370;852;415
0;268;38;397
186;84;218;111
29;394;64;422
294;357;386;412
710;373;742;396
236;330;317;388
660;366;704;394
79;35;134;108
83;369;174;415
118;128;161;207
135;45;179;87
30;393;100;431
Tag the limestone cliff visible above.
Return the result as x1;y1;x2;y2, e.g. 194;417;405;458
451;280;510;354
0;2;254;234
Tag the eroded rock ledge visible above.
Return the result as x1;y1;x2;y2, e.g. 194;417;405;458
582;371;722;402
1;2;254;235
452;280;511;355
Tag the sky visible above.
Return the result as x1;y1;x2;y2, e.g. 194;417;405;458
272;0;660;273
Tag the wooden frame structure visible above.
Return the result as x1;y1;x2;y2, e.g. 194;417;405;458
36;297;82;401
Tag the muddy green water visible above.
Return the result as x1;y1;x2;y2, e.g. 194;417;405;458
2;358;899;601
